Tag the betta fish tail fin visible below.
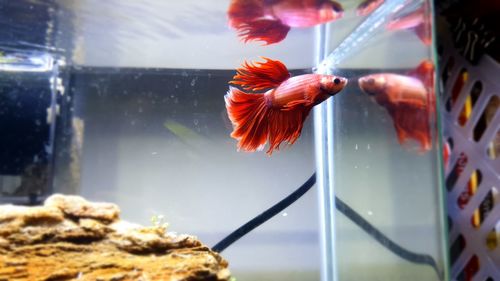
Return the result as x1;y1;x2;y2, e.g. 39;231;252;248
227;0;264;28
230;57;290;92
225;87;270;153
409;60;435;152
227;0;289;45
225;87;312;155
236;19;291;45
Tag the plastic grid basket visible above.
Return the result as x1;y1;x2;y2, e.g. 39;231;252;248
440;23;500;281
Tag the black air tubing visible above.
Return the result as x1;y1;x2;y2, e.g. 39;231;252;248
212;172;442;278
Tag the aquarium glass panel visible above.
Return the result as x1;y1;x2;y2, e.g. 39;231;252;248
0;0;448;280
315;0;448;280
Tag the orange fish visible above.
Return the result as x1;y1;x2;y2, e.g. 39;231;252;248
227;0;343;45
358;60;435;152
356;0;385;16
386;4;432;45
225;57;347;154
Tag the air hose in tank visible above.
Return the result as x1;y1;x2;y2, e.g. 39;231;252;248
212;172;442;278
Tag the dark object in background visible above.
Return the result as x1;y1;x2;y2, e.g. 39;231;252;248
0;0;64;204
440;0;500;64
0;66;56;205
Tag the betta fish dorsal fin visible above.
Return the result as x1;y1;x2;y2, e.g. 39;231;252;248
230;57;291;92
408;60;434;89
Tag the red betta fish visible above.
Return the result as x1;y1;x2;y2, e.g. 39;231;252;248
386;4;432;45
227;0;343;45
358;60;435;152
225;57;347;154
356;0;385;16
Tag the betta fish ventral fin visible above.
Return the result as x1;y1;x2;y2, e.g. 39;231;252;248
281;99;313;111
230;57;291;92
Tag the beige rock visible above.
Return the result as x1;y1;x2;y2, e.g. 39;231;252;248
45;194;120;222
0;194;230;281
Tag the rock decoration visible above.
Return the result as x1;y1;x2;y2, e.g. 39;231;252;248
0;194;230;281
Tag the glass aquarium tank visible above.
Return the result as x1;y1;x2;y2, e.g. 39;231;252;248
0;0;448;280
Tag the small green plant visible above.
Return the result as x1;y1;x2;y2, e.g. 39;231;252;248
150;214;169;229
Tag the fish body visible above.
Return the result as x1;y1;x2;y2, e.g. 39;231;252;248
358;60;435;152
228;0;343;45
356;0;385;16
225;58;347;154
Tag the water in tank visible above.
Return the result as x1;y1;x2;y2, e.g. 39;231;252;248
0;0;448;280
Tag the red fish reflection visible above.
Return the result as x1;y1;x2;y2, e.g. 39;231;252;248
225;57;347;154
358;60;435;152
227;0;343;45
355;0;432;46
356;0;384;16
386;4;432;45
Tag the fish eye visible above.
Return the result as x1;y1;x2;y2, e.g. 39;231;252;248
331;2;343;12
333;78;341;85
367;78;375;84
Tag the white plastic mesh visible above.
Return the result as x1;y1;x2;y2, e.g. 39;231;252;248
440;30;500;281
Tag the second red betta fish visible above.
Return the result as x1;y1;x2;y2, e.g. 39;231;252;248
358;60;435;152
227;0;343;45
225;58;347;154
